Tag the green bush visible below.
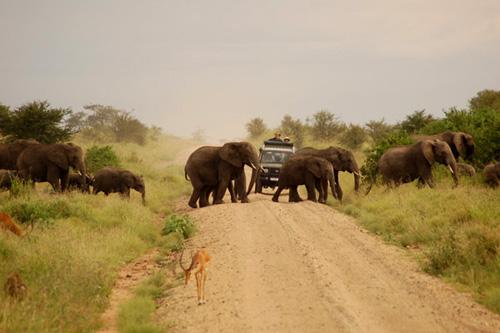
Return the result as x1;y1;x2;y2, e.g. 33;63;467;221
85;145;121;173
161;214;196;239
339;124;367;149
4;200;74;226
361;130;414;183
422;107;500;166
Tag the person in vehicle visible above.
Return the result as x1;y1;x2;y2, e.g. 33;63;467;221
268;131;283;142
283;136;291;143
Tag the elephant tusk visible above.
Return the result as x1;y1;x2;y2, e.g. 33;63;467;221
448;165;455;175
353;171;360;176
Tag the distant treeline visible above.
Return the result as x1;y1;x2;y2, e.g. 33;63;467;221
246;89;500;167
0;101;161;145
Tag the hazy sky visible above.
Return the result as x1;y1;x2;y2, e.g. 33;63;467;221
1;1;499;140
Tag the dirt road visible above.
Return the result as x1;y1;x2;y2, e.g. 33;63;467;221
156;195;500;333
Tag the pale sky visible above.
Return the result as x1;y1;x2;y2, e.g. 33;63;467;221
1;0;499;141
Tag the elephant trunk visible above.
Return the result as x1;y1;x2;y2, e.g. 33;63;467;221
246;153;262;195
141;190;146;205
247;168;257;195
329;173;338;201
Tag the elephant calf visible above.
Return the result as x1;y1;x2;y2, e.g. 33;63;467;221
0;170;17;191
457;163;476;177
93;167;145;203
272;156;337;203
68;173;94;193
483;162;500;188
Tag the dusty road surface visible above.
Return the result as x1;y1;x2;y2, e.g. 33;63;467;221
157;194;500;333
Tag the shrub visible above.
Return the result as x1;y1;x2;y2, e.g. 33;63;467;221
280;114;305;148
399;110;434;134
84;145;120;173
161;214;196;239
311;110;344;141
4;200;74;227
365;119;394;143
339;124;367;149
361;130;414;183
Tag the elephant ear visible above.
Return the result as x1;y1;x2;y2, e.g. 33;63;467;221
47;149;69;169
422;140;435;165
219;143;243;168
306;159;322;178
453;133;466;157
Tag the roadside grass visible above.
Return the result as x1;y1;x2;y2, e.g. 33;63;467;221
332;173;500;313
0;134;197;332
117;214;195;333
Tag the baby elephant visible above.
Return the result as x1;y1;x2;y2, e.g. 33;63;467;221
483;162;500;188
457;163;476;177
68;173;94;193
0;170;17;191
93;167;146;204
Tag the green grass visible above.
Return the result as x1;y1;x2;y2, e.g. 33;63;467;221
117;273;165;333
0;134;196;333
332;173;500;313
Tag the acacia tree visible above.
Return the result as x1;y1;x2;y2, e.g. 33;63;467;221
246;118;267;138
311;110;343;140
280;114;304;147
365;119;394;143
399;110;434;134
0;101;74;143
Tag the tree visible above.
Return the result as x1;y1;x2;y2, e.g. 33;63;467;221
246;118;267;138
280;114;304;148
311;110;343;141
339;124;367;149
0;101;74;143
469;89;500;112
365;119;394;143
399;110;434;134
112;112;148;145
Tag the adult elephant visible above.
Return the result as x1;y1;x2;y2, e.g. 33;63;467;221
17;143;87;192
419;131;474;160
372;139;458;190
93;167;145;203
483;162;499;188
185;142;261;208
272;156;337;203
0;170;17;191
295;146;360;200
0;139;39;170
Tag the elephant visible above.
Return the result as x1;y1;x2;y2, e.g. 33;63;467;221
68;173;94;193
483;162;500;188
0;170;17;191
372;139;458;190
419;131;474;161
185;142;261;208
0;139;39;170
272;156;337;203
295;146;360;200
457;163;476;177
17;143;87;192
93;167;145;203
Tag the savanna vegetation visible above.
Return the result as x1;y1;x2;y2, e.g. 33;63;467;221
246;89;500;313
0;100;198;332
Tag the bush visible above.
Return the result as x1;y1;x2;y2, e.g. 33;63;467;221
311;110;344;141
161;214;196;239
280;115;305;148
339;124;367;149
361;130;414;183
399;110;434;134
421;107;500;166
4;200;74;227
84;145;121;173
365;119;394;143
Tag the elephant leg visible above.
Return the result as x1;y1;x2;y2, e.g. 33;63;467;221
289;186;302;202
47;166;61;192
214;176;230;204
200;187;212;207
188;187;201;208
417;178;426;189
227;181;237;203
319;177;328;204
236;172;248;203
305;184;317;202
60;170;70;192
272;185;285;202
334;170;343;201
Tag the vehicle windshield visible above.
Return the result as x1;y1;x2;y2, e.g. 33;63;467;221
260;151;293;163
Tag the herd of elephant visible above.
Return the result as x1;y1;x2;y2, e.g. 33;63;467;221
185;131;499;208
0;140;146;203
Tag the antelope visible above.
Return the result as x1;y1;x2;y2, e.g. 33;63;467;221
179;249;211;305
4;272;27;301
0;212;25;237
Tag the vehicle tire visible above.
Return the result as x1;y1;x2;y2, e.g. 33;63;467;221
255;178;262;193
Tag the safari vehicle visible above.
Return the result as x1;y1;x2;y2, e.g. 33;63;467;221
255;140;295;193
